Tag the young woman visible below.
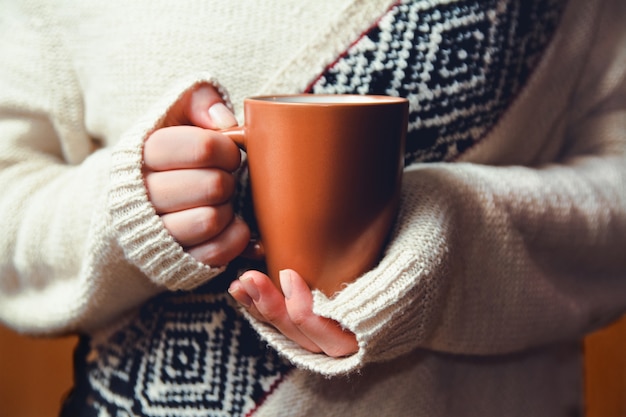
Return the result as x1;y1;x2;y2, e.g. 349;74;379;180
1;0;624;415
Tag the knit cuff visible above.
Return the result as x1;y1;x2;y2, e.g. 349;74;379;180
108;73;233;291
245;169;452;375
243;251;437;376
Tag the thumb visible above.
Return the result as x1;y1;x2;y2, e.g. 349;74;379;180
207;102;238;130
187;84;237;130
162;83;237;129
189;84;238;130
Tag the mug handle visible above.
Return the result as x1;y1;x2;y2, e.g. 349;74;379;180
220;126;265;261
221;126;246;150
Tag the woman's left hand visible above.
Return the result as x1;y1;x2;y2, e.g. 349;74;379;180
228;269;358;358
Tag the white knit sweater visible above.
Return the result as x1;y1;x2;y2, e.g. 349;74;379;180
1;0;625;415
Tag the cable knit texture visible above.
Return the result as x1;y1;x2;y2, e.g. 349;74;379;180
0;0;625;415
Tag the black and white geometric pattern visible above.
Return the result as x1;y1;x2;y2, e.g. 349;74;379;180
63;1;567;415
308;0;567;165
62;270;292;417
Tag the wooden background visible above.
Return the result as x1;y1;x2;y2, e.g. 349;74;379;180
0;325;75;417
585;315;626;417
0;316;624;417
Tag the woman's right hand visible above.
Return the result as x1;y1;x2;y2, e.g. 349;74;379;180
142;84;251;266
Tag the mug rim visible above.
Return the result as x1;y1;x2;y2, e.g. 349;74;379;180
247;94;408;106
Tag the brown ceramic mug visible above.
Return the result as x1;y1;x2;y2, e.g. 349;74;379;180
223;94;408;296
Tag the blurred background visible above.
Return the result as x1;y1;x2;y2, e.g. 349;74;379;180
584;315;626;417
0;325;75;417
0;316;624;417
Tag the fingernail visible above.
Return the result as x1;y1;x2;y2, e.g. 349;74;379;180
240;274;260;301
228;283;253;308
208;102;237;129
279;270;292;299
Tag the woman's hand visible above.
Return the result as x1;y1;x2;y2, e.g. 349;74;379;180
229;269;359;358
143;84;250;266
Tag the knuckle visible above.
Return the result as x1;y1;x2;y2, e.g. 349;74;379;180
288;310;309;327
196;243;230;267
204;171;234;203
261;309;284;324
193;133;219;165
193;207;221;237
195;217;247;266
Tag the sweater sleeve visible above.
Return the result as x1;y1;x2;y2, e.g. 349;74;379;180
246;0;626;375
0;3;230;334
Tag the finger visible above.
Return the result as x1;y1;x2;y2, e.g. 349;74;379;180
189;84;238;130
144;126;241;172
281;269;359;358
228;280;266;322
161;204;234;247
145;168;235;214
228;280;254;308
238;271;322;353
186;216;250;266
161;83;237;129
